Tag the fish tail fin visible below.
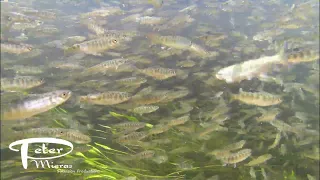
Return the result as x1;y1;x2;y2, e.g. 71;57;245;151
77;96;95;109
222;88;235;103
78;95;87;104
67;94;82;107
177;69;188;80
126;61;139;71
277;41;298;73
278;41;289;65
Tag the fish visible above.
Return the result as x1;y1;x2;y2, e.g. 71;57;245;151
138;67;177;80
1;76;45;92
231;88;282;106
177;60;196;68
5;12;33;23
4;65;44;75
63;36;87;46
122;14;141;23
115;77;147;86
220;149;252;167
222;140;247;152
21;128;91;144
10;20;43;31
82;58;130;75
249;167;256;179
207;140;246;158
76;80;110;89
166;114;190;127
115;131;148;145
90;30;136;42
22;9;57;19
245;154;272;166
269;119;303;136
189;43;209;56
80;7;123;18
132;93;167;105
130;150;155;160
64;38;120;56
197;123;227;140
172;101;193;115
148;124;170;136
136;16;166;25
132;105;159;115
49;61;84;70
85;22;107;35
155;14;194;31
268;133;281;150
147;34;192;50
286;49;319;64
2;90;72;121
256;108;281;122
80;91;131;105
215;47;288;83
112;122;147;134
1;43;33;54
153;155;168;164
207;149;232;159
253;29;284;42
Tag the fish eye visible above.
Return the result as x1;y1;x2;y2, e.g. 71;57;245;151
27;47;33;51
112;39;118;43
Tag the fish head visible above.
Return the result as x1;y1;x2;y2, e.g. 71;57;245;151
57;90;72;100
215;67;232;81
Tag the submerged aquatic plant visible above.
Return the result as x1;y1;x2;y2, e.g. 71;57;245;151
61;143;185;180
110;111;139;122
